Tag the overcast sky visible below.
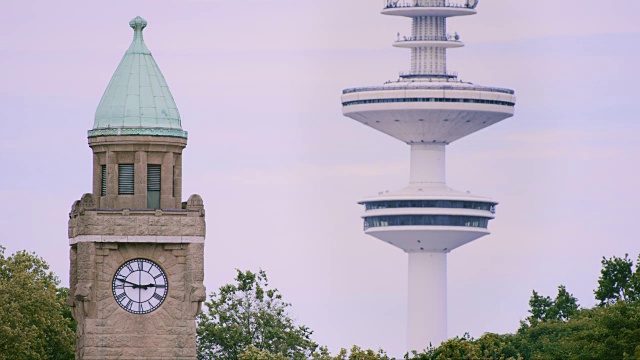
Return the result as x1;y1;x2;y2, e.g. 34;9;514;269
2;0;640;356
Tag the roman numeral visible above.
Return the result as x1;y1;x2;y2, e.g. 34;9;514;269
114;284;124;290
125;300;134;310
155;284;166;288
153;273;162;279
138;303;143;312
115;292;127;301
125;264;134;272
153;293;164;301
136;261;144;271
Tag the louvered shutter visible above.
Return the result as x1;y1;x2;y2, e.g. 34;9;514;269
147;165;161;191
118;164;135;195
147;164;161;209
101;165;107;196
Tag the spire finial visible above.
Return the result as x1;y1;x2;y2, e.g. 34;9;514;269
126;16;150;55
129;16;147;32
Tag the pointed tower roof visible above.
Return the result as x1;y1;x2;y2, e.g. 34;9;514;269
88;16;187;139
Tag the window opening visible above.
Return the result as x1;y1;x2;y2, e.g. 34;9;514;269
118;164;134;195
101;165;107;196
147;164;161;209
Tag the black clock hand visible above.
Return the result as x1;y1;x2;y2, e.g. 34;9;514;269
136;283;159;290
116;277;140;288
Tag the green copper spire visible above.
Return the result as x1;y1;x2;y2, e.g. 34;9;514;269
89;16;187;139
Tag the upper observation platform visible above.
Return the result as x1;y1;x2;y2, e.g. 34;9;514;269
342;80;515;144
360;184;497;211
382;0;478;18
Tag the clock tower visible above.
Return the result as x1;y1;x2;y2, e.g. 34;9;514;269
67;17;206;359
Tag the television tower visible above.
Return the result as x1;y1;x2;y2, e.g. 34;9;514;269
341;0;516;352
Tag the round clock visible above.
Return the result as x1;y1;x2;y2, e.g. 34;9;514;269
112;258;168;314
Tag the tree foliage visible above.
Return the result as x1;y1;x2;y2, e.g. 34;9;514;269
515;302;640;360
239;345;288;360
237;345;392;360
197;269;318;360
313;345;392;360
595;254;640;306
0;245;75;360
526;285;579;325
410;333;522;360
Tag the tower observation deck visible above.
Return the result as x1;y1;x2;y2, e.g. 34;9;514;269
341;0;516;352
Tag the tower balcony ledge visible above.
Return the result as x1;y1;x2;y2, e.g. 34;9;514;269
343;83;515;95
382;3;477;18
394;37;464;49
359;185;497;207
359;187;496;204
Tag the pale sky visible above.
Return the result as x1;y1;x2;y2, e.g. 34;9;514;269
1;0;640;356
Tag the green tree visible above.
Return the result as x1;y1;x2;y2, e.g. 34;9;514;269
516;303;640;360
474;333;522;360
526;285;579;324
316;345;392;360
0;245;75;360
239;345;288;360
595;254;640;306
549;286;579;321
56;286;76;334
527;291;553;323
411;333;482;360
240;345;392;360
197;269;318;360
513;255;640;359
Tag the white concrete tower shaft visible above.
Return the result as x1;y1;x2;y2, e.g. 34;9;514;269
410;143;446;185
408;252;448;349
408;143;448;348
409;143;448;349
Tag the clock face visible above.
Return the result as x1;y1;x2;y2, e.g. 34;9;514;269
112;258;168;314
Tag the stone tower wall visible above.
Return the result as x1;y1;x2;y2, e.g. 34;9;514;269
68;193;206;359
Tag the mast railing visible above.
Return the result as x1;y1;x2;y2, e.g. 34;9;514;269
396;35;461;42
384;0;472;9
399;70;458;78
343;84;515;95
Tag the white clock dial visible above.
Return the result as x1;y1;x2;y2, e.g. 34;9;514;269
112;259;168;314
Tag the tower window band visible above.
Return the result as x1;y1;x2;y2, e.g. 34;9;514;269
342;97;515;107
118;164;134;195
364;215;490;230
364;200;496;213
